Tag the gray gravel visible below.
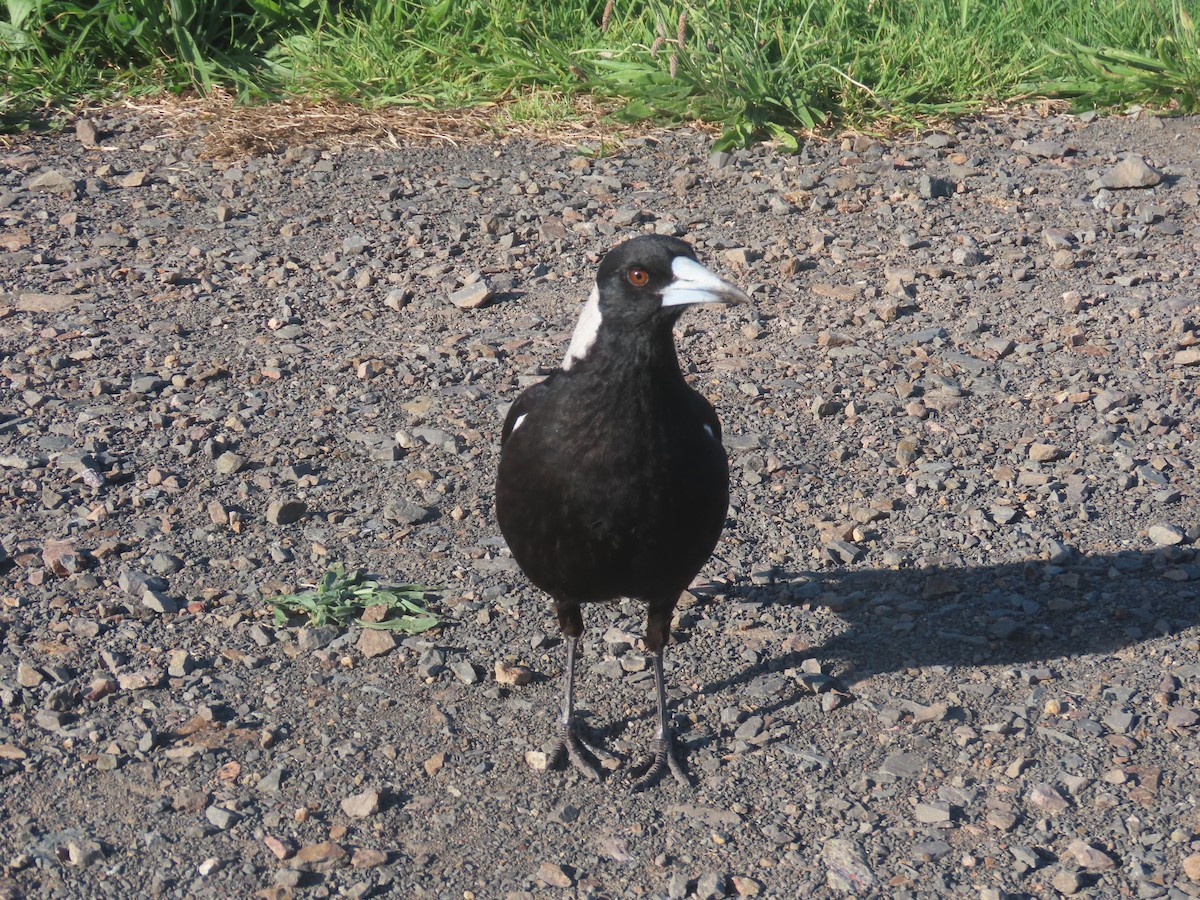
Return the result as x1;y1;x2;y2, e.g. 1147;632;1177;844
1;107;1199;899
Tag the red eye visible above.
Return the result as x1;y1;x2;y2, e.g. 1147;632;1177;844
627;268;649;287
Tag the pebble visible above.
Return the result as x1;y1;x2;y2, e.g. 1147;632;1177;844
293;841;349;872
1067;839;1117;871
1027;783;1068;813
822;838;878;893
142;589;179;614
878;751;925;778
536;861;573;888
205;806;241;830
340;789;381;818
1182;854;1200;882
266;499;307;525
450;280;493;310
450;660;480;684
1099;156;1162;189
356;628;397;658
914;801;951;823
1052;868;1085;895
214;452;246;475
494;661;534;686
1147;523;1185;546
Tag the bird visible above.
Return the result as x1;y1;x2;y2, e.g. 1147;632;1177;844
495;234;748;791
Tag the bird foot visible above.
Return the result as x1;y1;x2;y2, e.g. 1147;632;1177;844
629;735;691;792
547;721;611;781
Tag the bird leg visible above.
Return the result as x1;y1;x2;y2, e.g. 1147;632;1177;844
547;636;609;780
630;645;691;792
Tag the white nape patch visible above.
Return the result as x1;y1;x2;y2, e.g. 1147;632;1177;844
511;413;528;433
702;423;715;440
562;285;602;370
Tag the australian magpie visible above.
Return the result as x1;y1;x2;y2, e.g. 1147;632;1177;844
495;234;747;791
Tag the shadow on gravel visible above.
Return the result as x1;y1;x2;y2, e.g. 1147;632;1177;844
696;547;1199;702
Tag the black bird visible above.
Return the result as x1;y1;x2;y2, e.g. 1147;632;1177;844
495;234;748;791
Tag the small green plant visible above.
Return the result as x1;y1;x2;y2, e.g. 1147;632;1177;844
267;563;439;633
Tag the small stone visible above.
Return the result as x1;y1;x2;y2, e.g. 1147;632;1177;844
1174;348;1200;366
27;170;77;195
356;629;397;659
297;625;339;651
1166;708;1199;729
65;840;104;867
1182;854;1200;882
1028;783;1069;813
494;661;534;686
695;872;728;899
17;660;44;687
1049;249;1075;270
878;751;925;778
266;499;306;526
822;838;878;893
536;861;573;889
449;660;479;685
415;647;445;678
1029;443;1062;462
167;650;195;677
117;668;164;691
214;452;245;476
730;875;762;897
340;789;381;818
1052;869;1084;895
42;539;81;576
424;751;445;777
896;438;921;465
1148;523;1185;546
264;836;295;861
1067;839;1116;871
257;767;285;793
205;806;242;830
76;119;98;146
142;589;179;614
293;841;349;872
351;848;387;868
1099;156;1162;189
449;281;493;310
919;173;953;199
525;750;548;771
1093;388;1133;413
35;710;69;731
914;801;951;824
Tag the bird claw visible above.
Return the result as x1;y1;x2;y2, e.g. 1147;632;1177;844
547;721;610;781
629;735;691;792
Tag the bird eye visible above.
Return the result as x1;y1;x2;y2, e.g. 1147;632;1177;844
627;267;650;287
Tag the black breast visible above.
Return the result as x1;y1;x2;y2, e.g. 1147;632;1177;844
495;366;728;605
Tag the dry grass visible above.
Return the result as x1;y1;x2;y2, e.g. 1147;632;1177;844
112;90;699;159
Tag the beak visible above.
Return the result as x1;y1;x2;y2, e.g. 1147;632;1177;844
660;256;751;308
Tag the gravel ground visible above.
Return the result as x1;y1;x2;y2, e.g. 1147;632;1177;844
1;107;1198;900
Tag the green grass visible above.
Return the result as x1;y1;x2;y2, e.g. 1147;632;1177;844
3;0;1199;143
266;563;440;633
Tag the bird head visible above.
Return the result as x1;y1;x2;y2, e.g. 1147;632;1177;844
563;235;749;370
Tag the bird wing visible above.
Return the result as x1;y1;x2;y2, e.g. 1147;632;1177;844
687;388;723;445
500;379;551;446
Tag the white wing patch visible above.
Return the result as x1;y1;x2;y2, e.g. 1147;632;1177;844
702;423;715;440
511;413;527;433
562;285;602;371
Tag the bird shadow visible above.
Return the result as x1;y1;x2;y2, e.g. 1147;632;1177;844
690;545;1199;715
